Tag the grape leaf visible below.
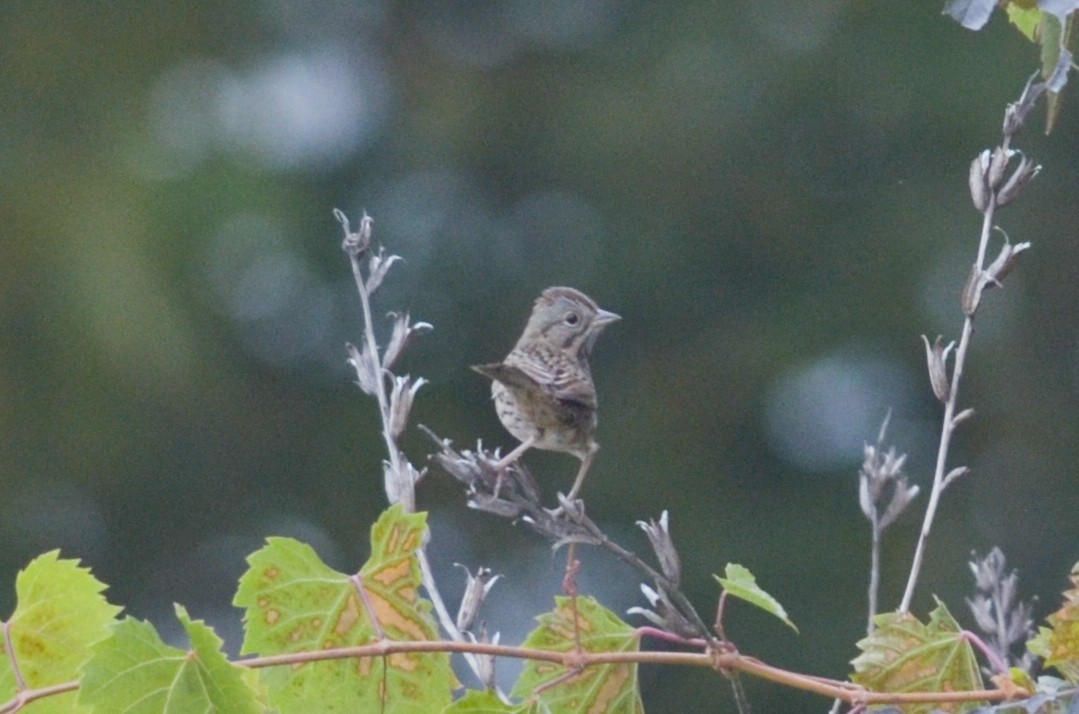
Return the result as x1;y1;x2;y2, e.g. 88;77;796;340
0;550;121;714
234;505;454;713
714;563;798;633
1039;10;1074;133
851;599;985;714
1028;560;1079;683
79;605;261;713
1006;3;1044;40
510;596;643;713
442;689;524;712
988;1;1076;133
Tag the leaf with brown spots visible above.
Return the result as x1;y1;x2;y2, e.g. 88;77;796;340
510;596;643;714
1028;560;1079;683
234;505;454;712
851;599;985;714
442;689;525;712
0;550;122;713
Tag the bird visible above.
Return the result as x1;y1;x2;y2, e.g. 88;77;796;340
472;286;620;501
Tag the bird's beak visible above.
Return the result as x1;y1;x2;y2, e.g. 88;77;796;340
594;309;621;326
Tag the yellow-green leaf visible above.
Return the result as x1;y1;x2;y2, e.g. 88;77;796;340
0;550;122;714
1030;560;1079;683
79;607;261;713
234;505;455;713
1006;3;1043;41
442;689;525;713
511;596;643;713
715;563;798;633
851;599;985;714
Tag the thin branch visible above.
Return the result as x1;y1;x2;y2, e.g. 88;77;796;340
224;638;1016;706
0;631;1028;712
899;178;992;616
859;411;917;631
868;519;882;628
898;76;1040;612
580;516;714;640
336;210;489;685
0;681;80;714
342;213;399;479
423;430;714;642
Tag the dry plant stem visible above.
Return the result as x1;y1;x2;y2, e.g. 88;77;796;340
729;673;752;714
867;516;882;630
580;516;714;640
423;430;714;642
899;197;997;614
864;413;891;632
346;246;402;491
342;221;487;686
637;626;708;648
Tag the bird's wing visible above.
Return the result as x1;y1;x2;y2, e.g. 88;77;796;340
471;362;542;392
475;358;596;410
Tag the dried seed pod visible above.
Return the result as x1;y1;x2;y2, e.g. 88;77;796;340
637;511;682;586
388;375;427;440
969;150;991;212
336;208;372;257
922;335;954;402
984;239;1031;288
454;565;500;632
383;312;433;372
987;146;1012;190
996;154;1040;208
347;341;381;396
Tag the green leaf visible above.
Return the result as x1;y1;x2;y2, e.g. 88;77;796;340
510;596;643;713
0;550;122;714
234;505;455;713
442;689;524;713
1042;11;1075;134
79;606;261;713
851;599;985;714
714;563;798;633
1002;1;1075;134
1006;3;1043;41
1038;12;1064;81
1026;625;1052;661
1029;561;1079;683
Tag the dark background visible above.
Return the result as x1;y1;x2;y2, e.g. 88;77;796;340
2;2;1077;710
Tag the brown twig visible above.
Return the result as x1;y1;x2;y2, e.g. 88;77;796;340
0;632;1025;713
898;74;1041;613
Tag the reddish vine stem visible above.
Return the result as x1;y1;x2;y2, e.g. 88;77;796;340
0;635;1022;712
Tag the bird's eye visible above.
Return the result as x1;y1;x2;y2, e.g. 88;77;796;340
564;312;580;326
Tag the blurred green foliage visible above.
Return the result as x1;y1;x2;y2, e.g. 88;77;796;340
2;2;1079;710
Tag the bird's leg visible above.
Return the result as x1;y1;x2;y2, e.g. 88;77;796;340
490;436;535;498
564;443;598;501
491;436;535;472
